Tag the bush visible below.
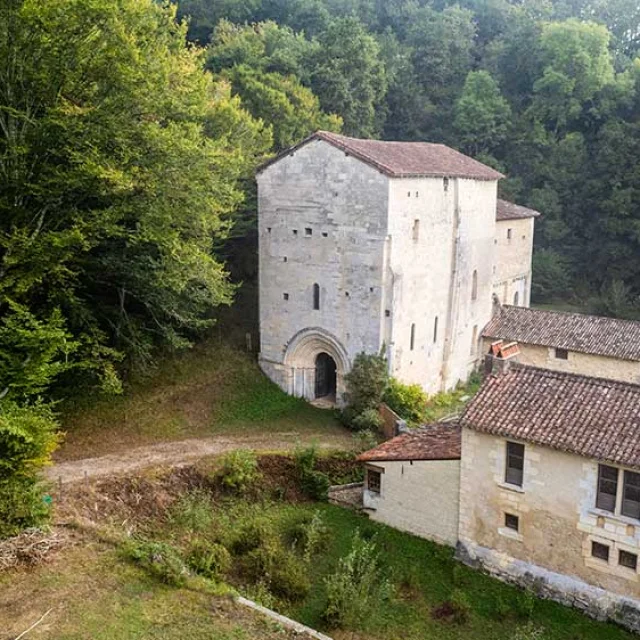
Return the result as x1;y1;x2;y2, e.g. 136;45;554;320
351;408;383;432
324;530;394;629
218;449;261;493
122;539;188;586
383;378;427;425
241;539;311;601
169;490;214;532
342;351;388;427
187;540;231;579
284;511;329;563
230;518;275;555
0;401;60;539
351;429;379;453
294;444;331;500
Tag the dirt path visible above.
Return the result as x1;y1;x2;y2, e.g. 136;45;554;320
46;433;347;485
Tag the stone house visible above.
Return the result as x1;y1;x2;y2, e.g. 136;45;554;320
257;131;538;404
482;304;640;384
357;358;640;630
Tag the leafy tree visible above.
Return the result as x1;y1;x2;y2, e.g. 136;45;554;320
342;351;388;428
454;71;512;155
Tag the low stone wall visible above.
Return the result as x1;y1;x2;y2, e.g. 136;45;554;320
379;403;404;440
328;482;363;510
457;541;640;634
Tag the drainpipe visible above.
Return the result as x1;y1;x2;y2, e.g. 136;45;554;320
440;177;461;391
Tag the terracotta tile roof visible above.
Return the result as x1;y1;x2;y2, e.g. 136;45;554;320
483;305;640;362
460;366;640;468
258;131;504;180
496;199;541;221
357;422;461;463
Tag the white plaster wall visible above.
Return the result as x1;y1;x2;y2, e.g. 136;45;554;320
385;177;497;393
363;459;460;546
493;218;534;306
257;139;389;393
459;428;640;600
480;339;640;384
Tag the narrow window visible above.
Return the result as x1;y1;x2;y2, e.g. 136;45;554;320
415;191;419;198
507;228;512;240
554;347;569;360
596;464;618;512
367;469;381;494
407;191;411;197
444;177;449;192
622;470;640;519
505;513;519;531
283;293;289;301
433;316;438;343
591;541;610;562
410;323;415;351
471;269;478;301
470;325;478;356
283;257;287;262
513;291;519;306
412;219;420;242
619;550;638;571
305;227;312;236
385;309;391;318
293;229;298;236
313;283;320;310
267;227;272;233
505;442;525;487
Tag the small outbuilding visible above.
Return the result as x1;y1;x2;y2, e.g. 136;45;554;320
357;422;461;546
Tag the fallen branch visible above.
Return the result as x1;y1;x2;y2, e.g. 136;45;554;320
13;608;53;640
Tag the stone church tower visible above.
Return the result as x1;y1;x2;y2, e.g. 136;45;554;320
257;131;537;405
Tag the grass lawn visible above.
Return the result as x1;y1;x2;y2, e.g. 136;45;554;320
58;341;351;461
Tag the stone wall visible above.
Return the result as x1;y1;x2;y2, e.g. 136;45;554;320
493;218;534;306
363;459;460;546
480;339;640;384
459;428;640;603
385;176;497;393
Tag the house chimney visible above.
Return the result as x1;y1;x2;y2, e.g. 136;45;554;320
484;341;519;376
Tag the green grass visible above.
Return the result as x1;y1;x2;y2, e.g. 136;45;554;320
134;492;633;640
57;341;350;460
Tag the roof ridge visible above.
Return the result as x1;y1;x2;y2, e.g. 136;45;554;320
502;304;640;326
510;362;640;391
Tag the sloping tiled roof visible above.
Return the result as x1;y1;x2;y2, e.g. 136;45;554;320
483;305;640;362
496;199;541;221
460;366;640;468
258;131;504;180
357;422;461;463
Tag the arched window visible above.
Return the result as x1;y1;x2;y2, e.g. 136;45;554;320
313;283;320;310
513;291;519;306
410;323;416;351
471;269;478;301
433;316;438;343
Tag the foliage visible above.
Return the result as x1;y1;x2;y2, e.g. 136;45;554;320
0;401;59;538
324;530;394;629
383;378;428;426
121;539;189;586
186;539;232;579
351;408;383;432
342;351;388;428
294;444;331;500
218;449;261;493
168;490;215;533
351;428;379;453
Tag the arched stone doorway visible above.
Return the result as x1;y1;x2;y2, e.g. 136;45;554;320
282;328;349;406
315;352;337;400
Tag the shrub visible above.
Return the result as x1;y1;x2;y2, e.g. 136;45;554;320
284;511;329;563
169;490;214;532
351;408;383;432
294;444;331;500
218;449;261;493
122;539;188;586
324;530;394;629
383;378;427;425
187;540;231;579
0;401;60;539
342;351;388;427
241;539;311;601
230;518;275;555
351;429;379;453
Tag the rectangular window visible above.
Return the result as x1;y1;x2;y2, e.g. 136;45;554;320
433;316;438;343
507;228;512;240
367;469;381;494
619;550;638;571
305;227;312;236
412;219;420;242
505;513;519;531
554;348;569;360
283;293;289;301
505;442;525;487
596;465;618;512
591;541;610;562
622;470;640;520
410;323;415;351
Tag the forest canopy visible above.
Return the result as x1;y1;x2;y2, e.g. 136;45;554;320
180;0;640;318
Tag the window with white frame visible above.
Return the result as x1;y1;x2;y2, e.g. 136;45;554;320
596;464;640;520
